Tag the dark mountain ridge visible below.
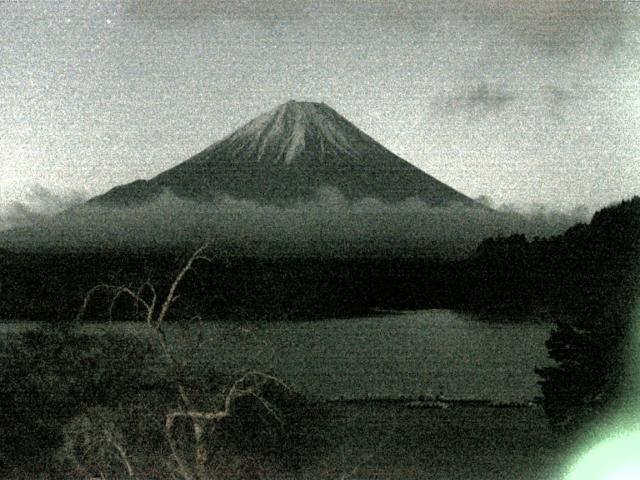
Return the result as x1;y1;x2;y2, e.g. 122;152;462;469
92;100;475;206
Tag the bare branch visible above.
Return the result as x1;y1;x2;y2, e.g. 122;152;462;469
74;243;293;479
103;428;136;478
76;283;154;323
155;243;210;329
156;324;187;373
165;413;195;480
165;369;289;440
75;284;140;323
107;286;128;323
239;371;291;392
246;392;284;426
74;284;106;323
167;410;230;423
134;277;157;321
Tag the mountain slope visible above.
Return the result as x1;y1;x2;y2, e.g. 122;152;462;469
92;101;475;206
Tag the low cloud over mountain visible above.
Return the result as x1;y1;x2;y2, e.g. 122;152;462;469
0;185;86;231
1;189;589;257
0;102;591;256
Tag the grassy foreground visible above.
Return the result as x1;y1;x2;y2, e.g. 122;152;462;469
296;402;565;480
3;402;567;480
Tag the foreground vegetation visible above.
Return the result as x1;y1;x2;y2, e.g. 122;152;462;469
0;197;637;477
1;391;563;480
0;325;317;479
0;248;314;479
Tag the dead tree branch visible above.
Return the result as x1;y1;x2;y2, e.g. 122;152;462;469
76;243;289;480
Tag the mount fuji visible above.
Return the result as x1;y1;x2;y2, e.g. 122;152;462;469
92;100;475;206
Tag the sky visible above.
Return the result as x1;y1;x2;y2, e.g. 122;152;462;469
1;0;639;211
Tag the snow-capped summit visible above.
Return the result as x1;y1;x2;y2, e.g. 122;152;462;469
220;101;361;165
93;100;475;206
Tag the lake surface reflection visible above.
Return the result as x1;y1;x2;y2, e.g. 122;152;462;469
2;310;555;402
198;309;555;402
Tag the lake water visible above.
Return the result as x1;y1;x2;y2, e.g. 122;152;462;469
1;309;555;402
231;310;555;402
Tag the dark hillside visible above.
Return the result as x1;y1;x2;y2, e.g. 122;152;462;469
0;198;637;323
457;196;640;314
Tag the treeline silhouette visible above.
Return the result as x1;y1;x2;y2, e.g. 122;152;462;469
450;196;639;315
0;251;451;322
0;197;637;323
534;197;639;432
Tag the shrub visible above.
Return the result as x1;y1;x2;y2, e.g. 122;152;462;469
0;324;162;465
